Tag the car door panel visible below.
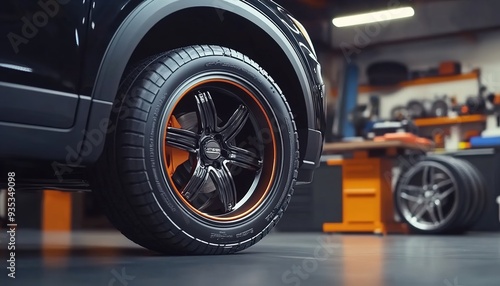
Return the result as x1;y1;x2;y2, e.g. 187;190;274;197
0;82;78;128
0;0;90;128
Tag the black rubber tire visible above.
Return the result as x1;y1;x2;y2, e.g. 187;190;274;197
367;61;408;86
448;158;478;230
90;45;299;255
407;100;428;119
450;158;487;231
394;156;469;234
430;99;449;117
390;105;409;121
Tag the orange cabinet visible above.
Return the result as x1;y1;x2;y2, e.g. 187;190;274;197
321;139;432;235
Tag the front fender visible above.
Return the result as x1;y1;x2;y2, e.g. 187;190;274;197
82;0;320;165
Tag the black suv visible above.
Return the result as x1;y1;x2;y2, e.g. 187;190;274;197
1;0;325;254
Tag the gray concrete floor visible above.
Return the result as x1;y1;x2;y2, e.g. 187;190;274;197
1;230;500;286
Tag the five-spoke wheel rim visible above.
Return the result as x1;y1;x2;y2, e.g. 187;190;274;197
396;161;459;230
160;77;278;222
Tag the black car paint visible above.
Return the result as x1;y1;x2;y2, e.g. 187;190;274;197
0;0;324;183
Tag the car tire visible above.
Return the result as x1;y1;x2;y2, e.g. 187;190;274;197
394;156;468;234
445;157;487;232
90;45;299;255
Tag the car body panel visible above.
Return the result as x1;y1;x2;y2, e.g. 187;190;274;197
0;0;324;182
0;0;89;93
0;0;91;161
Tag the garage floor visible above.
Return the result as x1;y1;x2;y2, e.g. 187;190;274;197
3;230;500;286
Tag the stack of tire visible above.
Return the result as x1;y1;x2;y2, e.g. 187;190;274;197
394;155;486;234
391;98;449;121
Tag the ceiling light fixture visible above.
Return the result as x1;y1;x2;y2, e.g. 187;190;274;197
332;7;415;28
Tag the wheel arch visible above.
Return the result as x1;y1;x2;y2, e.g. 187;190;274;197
83;0;315;165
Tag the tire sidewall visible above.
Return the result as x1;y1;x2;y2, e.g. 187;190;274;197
424;156;471;228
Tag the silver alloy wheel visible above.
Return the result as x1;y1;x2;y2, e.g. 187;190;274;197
396;161;459;231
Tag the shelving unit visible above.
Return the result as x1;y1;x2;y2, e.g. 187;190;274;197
358;71;479;94
331;71;479;97
414;115;486;127
415;115;487;151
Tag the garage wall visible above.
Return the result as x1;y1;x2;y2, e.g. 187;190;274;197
355;30;500;88
321;0;500;122
314;26;500;117
357;78;479;120
332;0;500;50
349;29;500;119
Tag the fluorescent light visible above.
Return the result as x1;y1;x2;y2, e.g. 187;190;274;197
332;7;415;28
0;63;32;73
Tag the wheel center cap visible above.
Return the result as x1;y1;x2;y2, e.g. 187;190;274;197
203;139;222;160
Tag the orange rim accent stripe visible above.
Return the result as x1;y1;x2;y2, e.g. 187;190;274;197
161;79;277;221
